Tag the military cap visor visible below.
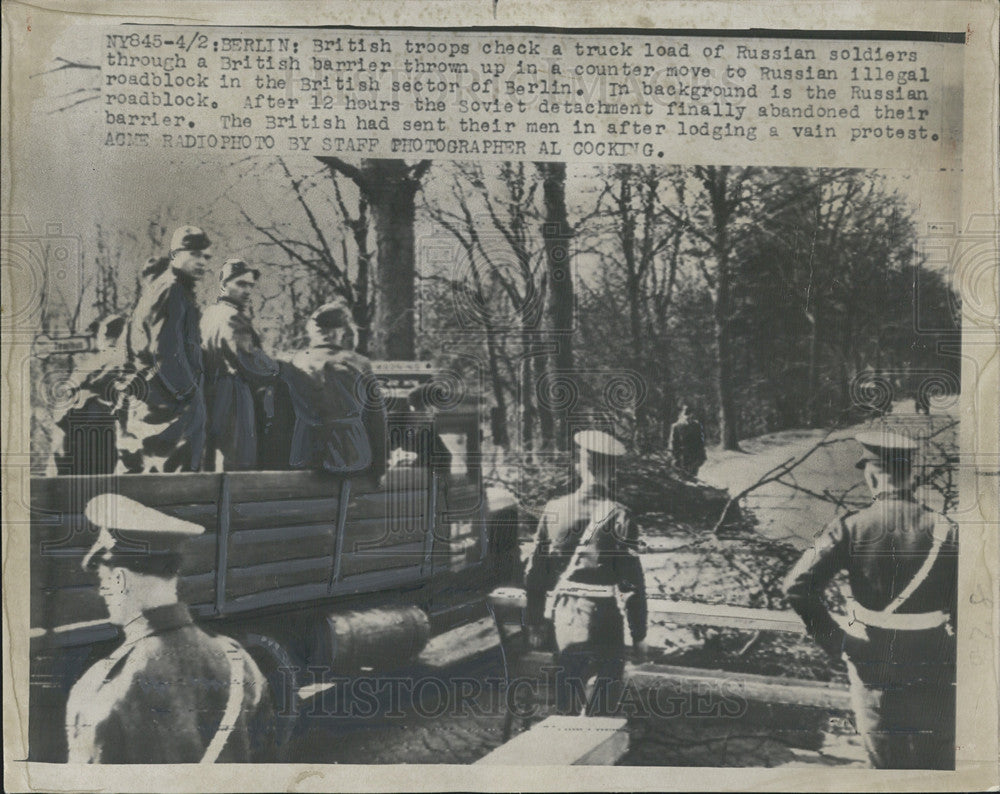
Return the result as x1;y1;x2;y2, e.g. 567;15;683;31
169;225;211;254
310;301;353;329
82;494;204;572
574;429;627;457
854;430;918;469
220;258;261;284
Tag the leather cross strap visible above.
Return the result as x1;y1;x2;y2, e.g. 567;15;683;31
201;639;247;764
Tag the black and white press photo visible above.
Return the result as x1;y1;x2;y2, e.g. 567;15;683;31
3;2;997;792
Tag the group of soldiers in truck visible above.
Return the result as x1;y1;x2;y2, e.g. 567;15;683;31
52;225;388;479
50;225;957;771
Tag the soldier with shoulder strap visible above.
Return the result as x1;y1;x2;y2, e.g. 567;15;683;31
66;495;275;763
524;430;647;716
784;430;958;770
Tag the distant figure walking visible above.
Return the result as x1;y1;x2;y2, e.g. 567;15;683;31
669;404;706;479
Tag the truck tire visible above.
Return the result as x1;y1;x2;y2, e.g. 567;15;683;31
238;632;302;757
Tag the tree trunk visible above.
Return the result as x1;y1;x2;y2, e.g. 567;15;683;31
318;157;430;361
805;310;819;426
351;198;372;355
520;332;535;451
485;323;510;447
537;161;574;449
714;274;741;451
365;162;418;360
705;167;741;451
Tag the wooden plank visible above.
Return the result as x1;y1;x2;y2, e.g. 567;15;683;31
29;619;119;654
228;524;332;567
177;571;215;606
226;470;343;501
31;586;106;628
328;565;425;597
347;490;427;521
225;556;333;599
476;716;628;766
223;582;330;613
30;473;223;512
627;663;851;711
339;541;425;578
382;467;430;492
647;599;807;635
230;497;342;530
341;516;426;554
489;590;807;636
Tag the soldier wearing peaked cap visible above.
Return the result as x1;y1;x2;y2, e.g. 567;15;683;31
119;227;211;472
784;430;958;769
201;258;279;470
524;430;647;715
65;495;274;763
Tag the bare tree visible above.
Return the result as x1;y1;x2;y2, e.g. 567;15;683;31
316;158;431;360
235;158;375;352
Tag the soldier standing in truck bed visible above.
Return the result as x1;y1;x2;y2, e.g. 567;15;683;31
284;299;388;480
524;430;647;715
201;258;280;471
784;430;958;769
66;494;274;763
118;227;210;472
53;314;128;475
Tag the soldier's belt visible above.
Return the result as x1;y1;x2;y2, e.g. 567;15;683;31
850;603;949;631
555;583;618;599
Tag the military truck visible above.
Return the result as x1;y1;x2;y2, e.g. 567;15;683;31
27;363;521;760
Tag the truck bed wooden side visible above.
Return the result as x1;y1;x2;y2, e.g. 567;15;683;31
30;466;487;648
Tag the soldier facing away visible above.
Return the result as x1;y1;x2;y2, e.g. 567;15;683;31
118;226;210;472
784;430;957;769
201;258;280;470
283;300;388;480
66;494;274;763
524;430;647;715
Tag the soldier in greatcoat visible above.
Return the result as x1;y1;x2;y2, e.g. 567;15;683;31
53;314;128;475
65;494;274;763
784;430;958;769
118;226;210;472
524;430;647;715
283;300;388;480
200;259;280;470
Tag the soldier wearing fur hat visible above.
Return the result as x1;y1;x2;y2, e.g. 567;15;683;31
524;430;647;715
784;430;958;769
201;258;279;470
119;226;211;472
65;495;274;763
283;299;388;479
